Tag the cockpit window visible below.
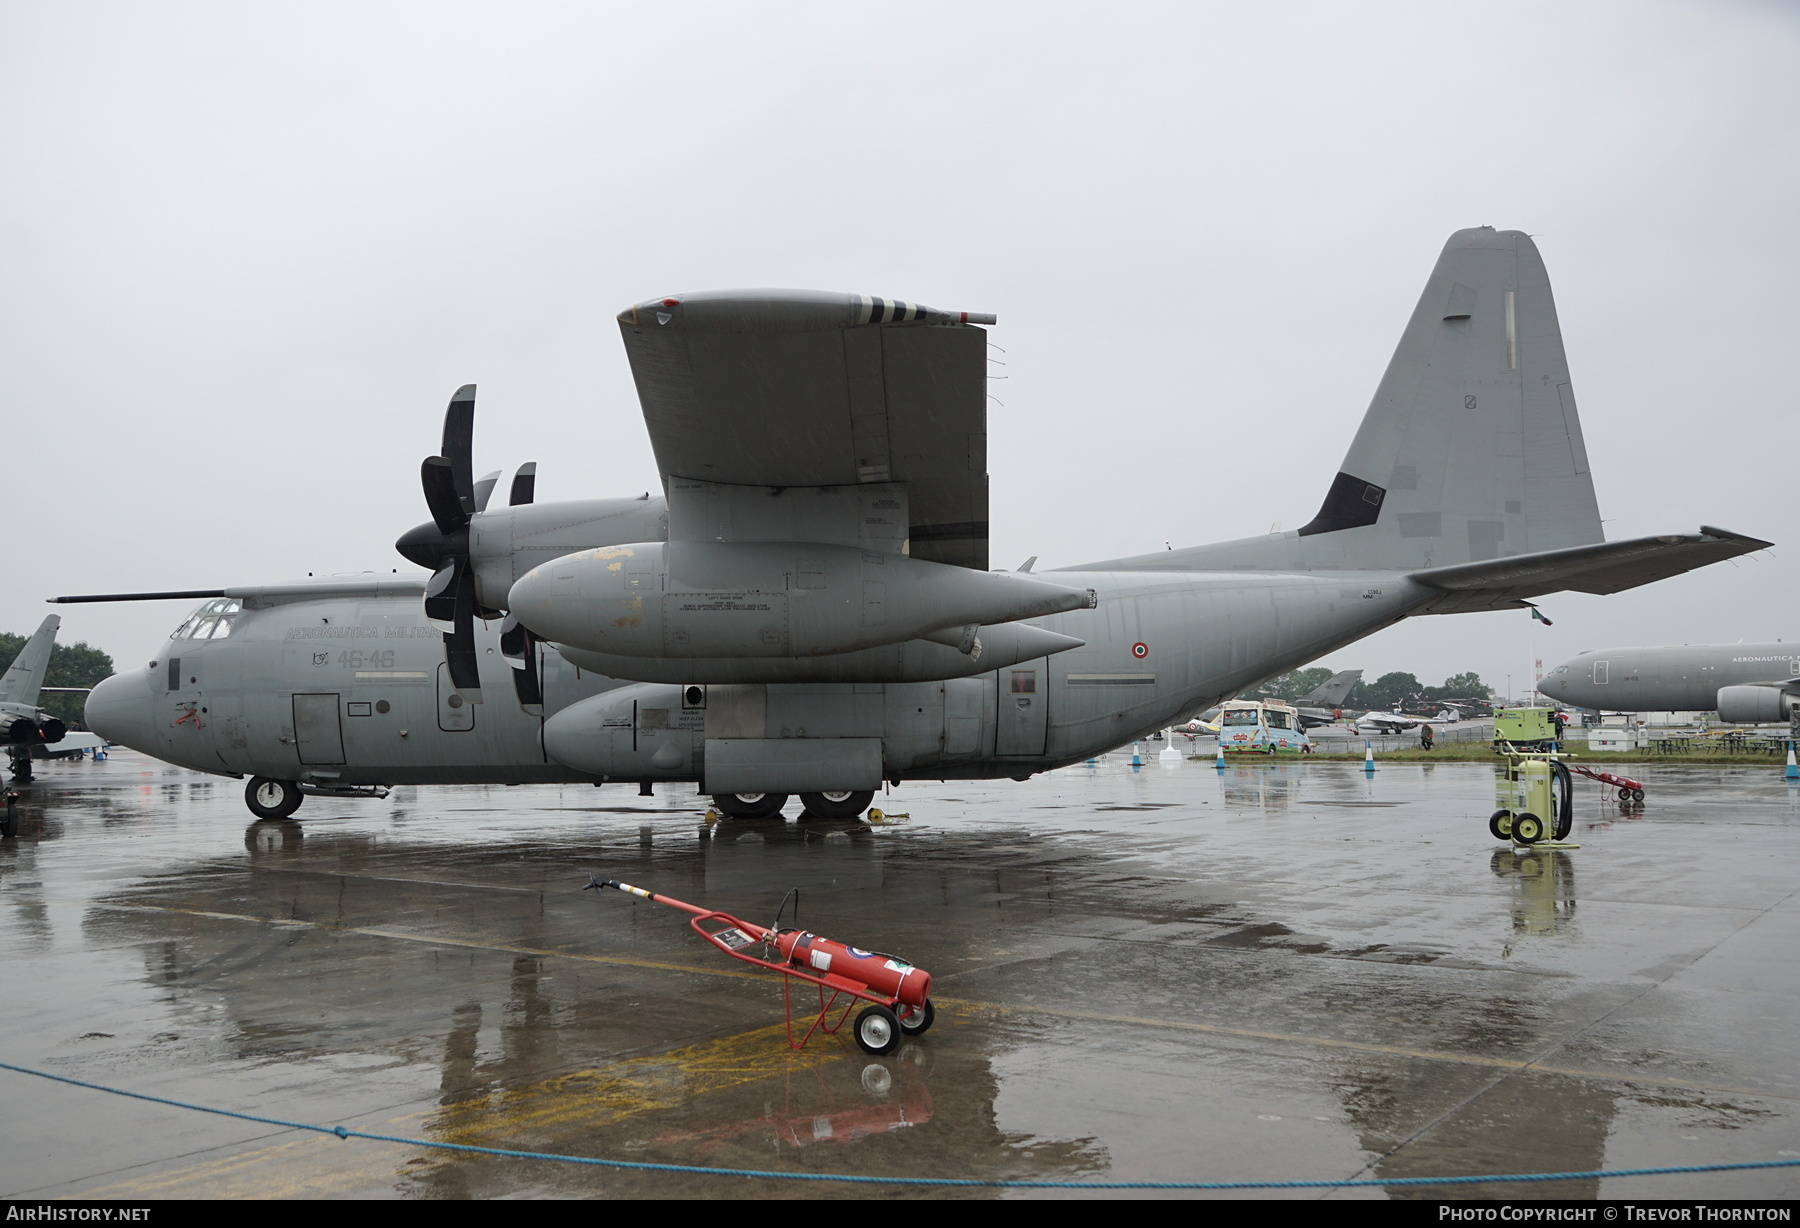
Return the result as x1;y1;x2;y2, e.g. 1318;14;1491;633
171;598;242;639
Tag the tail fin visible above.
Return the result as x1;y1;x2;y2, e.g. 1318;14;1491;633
1081;228;1604;571
0;615;60;707
1297;669;1362;707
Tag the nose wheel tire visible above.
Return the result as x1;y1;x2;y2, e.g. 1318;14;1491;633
799;790;875;820
711;792;788;820
854;1005;901;1055
246;777;303;820
896;998;935;1036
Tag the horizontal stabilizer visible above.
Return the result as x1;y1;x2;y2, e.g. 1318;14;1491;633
1410;526;1771;614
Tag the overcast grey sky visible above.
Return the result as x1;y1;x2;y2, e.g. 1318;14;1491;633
4;1;1795;695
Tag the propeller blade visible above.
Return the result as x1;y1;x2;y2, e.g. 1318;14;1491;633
424;562;459;632
444;565;483;703
473;469;501;513
499;615;543;712
508;462;537;507
421;457;467;536
441;384;477;516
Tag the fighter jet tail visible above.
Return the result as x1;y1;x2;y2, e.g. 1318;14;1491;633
0;615;60;707
1295;669;1362;707
1078;228;1614;573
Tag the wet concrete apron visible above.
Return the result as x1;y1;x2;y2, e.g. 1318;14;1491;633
1;751;1796;1199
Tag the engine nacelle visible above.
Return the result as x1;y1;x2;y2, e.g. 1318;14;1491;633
1715;685;1798;724
0;715;38;744
553;619;1083;685
509;541;1094;661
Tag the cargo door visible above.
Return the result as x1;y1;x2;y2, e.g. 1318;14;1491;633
943;677;983;757
995;658;1048;756
292;693;346;765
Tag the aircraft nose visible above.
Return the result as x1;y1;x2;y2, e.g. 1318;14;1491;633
85;668;156;751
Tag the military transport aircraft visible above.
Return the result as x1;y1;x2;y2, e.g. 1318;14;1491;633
73;229;1771;821
1538;642;1798;722
2;615;108;780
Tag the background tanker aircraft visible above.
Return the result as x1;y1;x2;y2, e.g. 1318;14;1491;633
75;228;1770;821
1539;642;1799;723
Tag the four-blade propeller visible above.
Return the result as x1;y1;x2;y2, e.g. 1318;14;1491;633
394;385;542;709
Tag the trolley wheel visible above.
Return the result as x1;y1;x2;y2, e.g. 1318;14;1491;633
1617;787;1632;801
897;998;935;1037
1513;812;1545;845
1488;810;1514;842
853;1005;901;1055
245;777;303;820
711;792;788;820
798;790;875;820
1631;788;1645;803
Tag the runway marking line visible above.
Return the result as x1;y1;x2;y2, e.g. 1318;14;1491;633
69;1021;843;1199
91;900;1795;1104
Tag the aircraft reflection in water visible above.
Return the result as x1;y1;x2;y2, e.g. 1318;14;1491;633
72;228;1769;821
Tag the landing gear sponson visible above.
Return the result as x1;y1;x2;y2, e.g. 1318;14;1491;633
239;781;878;822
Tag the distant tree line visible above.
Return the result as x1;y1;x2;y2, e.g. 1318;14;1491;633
1247;668;1492;714
0;631;115;726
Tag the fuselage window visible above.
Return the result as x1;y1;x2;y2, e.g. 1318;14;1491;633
1010;671;1037;694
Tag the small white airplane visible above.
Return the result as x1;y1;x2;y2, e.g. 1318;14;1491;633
1175;714;1222;739
1354;710;1434;734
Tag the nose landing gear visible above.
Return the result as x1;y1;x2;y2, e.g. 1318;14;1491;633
245;777;303;820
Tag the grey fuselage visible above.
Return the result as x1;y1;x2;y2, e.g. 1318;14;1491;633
1538;643;1800;713
86;570;1435;788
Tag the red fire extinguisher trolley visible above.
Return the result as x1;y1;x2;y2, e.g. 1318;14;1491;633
584;877;936;1055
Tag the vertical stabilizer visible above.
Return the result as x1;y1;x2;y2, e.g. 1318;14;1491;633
0;615;60;707
1079;228;1606;572
1297;669;1362;707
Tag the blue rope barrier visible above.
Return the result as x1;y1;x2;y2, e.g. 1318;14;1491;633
4;1059;1796;1190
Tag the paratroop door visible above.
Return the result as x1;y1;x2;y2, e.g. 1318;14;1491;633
995;658;1048;756
292;693;346;765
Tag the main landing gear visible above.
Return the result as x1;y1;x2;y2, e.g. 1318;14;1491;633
709;790;878;820
245;777;303;820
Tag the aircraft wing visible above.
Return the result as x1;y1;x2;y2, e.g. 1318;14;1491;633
617;290;994;569
1408;526;1772;614
50;731;108;752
